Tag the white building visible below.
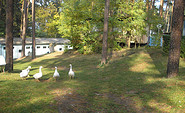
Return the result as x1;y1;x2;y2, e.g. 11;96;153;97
0;38;73;59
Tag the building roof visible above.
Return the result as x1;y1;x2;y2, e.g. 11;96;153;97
0;37;70;45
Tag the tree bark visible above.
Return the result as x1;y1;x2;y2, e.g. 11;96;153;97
150;0;153;9
164;0;170;20
20;1;23;39
170;0;174;32
0;0;2;16
167;0;184;78
159;0;164;18
152;0;156;9
21;0;27;57
5;0;13;72
164;0;170;32
101;0;110;65
146;0;151;42
32;0;36;59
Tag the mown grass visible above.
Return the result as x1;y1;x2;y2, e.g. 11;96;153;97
0;48;185;113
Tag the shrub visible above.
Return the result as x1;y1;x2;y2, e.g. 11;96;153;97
163;35;185;58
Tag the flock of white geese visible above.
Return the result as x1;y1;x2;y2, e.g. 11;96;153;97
20;64;75;81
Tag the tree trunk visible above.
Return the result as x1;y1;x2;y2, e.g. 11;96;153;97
0;0;3;16
170;0;174;32
101;0;110;65
152;0;156;9
5;0;13;72
126;31;131;48
164;0;169;20
146;0;149;12
20;1;23;39
150;0;153;9
127;37;131;48
146;0;151;43
21;0;27;57
32;0;36;59
165;0;170;32
159;0;164;18
167;0;184;78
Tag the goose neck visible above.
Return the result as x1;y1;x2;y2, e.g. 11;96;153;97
55;68;58;72
39;68;42;73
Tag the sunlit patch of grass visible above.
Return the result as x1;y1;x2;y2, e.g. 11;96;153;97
0;48;185;112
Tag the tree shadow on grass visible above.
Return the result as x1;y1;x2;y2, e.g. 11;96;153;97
10;49;184;112
146;48;167;77
42;49;177;112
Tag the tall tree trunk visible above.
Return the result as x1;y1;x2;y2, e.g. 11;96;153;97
5;0;13;72
152;0;156;9
21;0;27;57
166;15;170;32
101;0;110;65
146;0;149;11
167;0;184;78
165;0;170;32
159;0;164;18
150;0;153;9
146;0;150;43
126;31;131;48
20;1;23;39
170;0;174;32
0;0;2;16
164;0;170;20
32;0;36;59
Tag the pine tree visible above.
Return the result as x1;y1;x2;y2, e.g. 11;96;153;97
167;0;184;78
5;0;13;72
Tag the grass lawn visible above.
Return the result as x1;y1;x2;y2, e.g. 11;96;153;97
0;48;185;113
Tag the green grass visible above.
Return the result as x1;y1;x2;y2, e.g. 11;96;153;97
0;48;185;113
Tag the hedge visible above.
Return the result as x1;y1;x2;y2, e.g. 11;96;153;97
163;35;185;58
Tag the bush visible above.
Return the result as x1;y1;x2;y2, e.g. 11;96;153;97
163;35;185;58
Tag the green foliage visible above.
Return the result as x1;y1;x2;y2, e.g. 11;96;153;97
56;0;105;54
162;35;170;53
117;1;146;42
163;35;185;58
56;0;148;54
180;37;185;58
147;8;165;30
0;0;22;37
0;19;5;37
35;2;60;38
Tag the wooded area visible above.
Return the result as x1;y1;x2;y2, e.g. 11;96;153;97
0;1;185;112
0;0;184;77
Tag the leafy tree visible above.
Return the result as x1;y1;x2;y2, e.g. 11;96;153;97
118;0;146;48
35;2;59;37
56;0;105;53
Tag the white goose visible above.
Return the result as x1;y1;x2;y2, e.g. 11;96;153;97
53;66;60;80
68;64;75;79
20;66;31;79
33;66;43;80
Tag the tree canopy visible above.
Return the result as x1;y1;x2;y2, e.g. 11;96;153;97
0;0;174;54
